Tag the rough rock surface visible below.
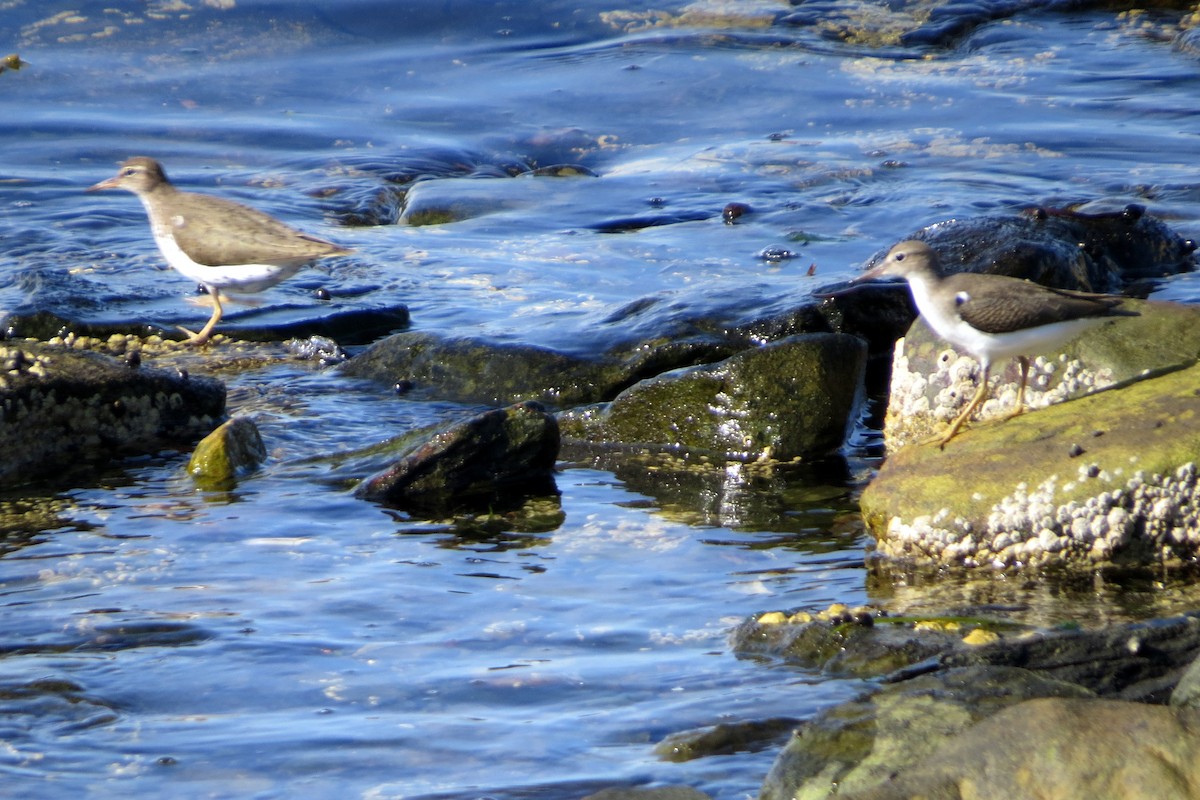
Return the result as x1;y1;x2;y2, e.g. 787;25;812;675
760;667;1094;800
860;358;1200;568
838;698;1200;800
0;341;225;486
753;609;1200;800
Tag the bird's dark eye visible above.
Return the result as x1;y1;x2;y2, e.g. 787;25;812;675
122;168;136;176
894;252;906;262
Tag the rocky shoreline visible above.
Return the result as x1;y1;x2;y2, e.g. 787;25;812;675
5;204;1200;798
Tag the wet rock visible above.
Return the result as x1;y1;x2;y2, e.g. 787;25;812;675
212;303;411;346
341;332;622;406
285;335;348;365
734;604;975;678
860;355;1200;569
655;717;800;762
0;342;224;487
399;169;595;226
778;0;1200;50
560;333;866;460
755;609;1200;799
902;204;1196;290
929;611;1200;702
834;698;1200;800
760;666;1094;800
0;53;27;75
582;787;713;800
187;416;267;491
3;297;410;348
355;401;560;512
740;606;1200;697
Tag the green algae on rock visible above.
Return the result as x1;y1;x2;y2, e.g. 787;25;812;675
561;333;866;461
831;697;1200;800
187;416;267;491
861;357;1200;569
0;342;225;487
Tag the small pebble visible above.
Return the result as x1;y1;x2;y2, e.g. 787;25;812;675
722;202;752;223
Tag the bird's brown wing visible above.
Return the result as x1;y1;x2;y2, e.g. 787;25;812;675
943;273;1130;335
169;192;348;267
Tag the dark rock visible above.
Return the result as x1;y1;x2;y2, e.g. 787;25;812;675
341;332;620;407
655;717;800;762
733;606;968;678
208;303;410;346
818;206;1195;362
561;333;866;460
355;401;560;512
933;612;1200;702
583;787;712;800
0;342;224;487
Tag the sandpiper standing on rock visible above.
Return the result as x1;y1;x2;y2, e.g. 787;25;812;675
854;239;1136;447
89;157;351;345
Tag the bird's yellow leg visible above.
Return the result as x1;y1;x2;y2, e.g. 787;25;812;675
1006;356;1030;419
179;290;223;345
934;362;992;449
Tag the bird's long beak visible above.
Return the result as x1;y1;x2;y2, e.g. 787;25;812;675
849;260;904;285
814;264;903;300
86;176;120;192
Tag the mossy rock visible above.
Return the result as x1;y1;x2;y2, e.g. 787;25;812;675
187;416;267;491
562;333;866;460
862;357;1200;569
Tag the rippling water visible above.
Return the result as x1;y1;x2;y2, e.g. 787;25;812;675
5;1;1200;797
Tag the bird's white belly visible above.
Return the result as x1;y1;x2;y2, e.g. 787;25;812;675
909;276;1105;362
151;227;299;293
943;315;1104;361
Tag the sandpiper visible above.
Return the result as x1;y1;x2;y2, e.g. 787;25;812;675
88;157;351;345
855;240;1136;447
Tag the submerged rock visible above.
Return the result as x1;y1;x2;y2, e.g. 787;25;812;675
0;341;224;486
655;717;800;762
341;332;622;406
355;401;560;512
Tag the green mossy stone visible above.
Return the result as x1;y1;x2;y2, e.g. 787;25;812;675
188;417;267;491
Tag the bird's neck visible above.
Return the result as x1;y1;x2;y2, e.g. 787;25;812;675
902;266;943;314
